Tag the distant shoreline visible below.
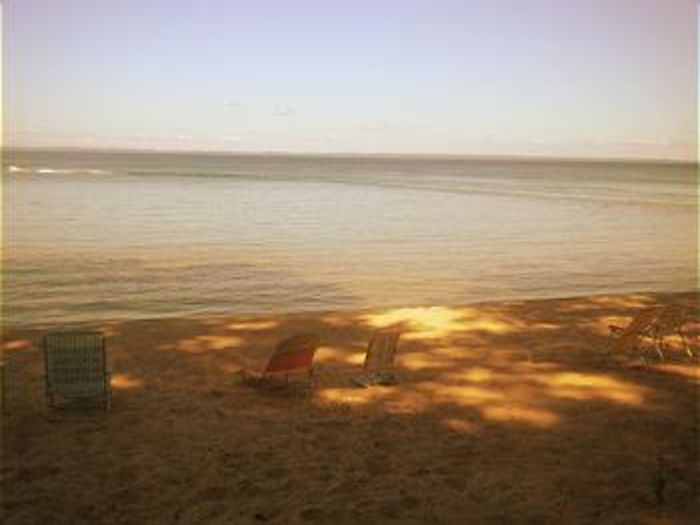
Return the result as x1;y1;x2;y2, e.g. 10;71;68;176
3;145;696;166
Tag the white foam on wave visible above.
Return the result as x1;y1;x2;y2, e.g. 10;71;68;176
36;168;71;174
29;167;112;175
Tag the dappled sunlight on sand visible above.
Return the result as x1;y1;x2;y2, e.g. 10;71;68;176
563;294;655;311
481;406;559;428
225;320;280;331
305;294;692;429
4;291;699;524
314;360;653;429
441;417;478;434
316;376;560;428
510;361;563;373
399;345;484;370
444;367;494;383
419;383;504;404
431;345;480;358
317;386;391;406
399;352;449;370
174;334;243;353
315;346;364;366
361;306;519;340
316;384;431;414
650;363;700;384
111;373;144;389
535;372;646;405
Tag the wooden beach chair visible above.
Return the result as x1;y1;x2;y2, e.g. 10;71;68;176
241;334;320;387
351;330;401;387
608;305;694;362
44;331;111;410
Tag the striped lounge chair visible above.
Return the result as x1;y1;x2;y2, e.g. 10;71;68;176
352;330;401;387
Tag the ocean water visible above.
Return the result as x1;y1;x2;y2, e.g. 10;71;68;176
3;149;697;326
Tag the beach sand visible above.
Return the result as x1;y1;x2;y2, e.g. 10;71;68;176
2;291;699;524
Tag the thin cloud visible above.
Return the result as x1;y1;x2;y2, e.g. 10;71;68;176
273;105;296;117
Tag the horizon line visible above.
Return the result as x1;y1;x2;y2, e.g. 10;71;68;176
3;144;697;166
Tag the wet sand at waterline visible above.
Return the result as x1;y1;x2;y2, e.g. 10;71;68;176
3;291;698;524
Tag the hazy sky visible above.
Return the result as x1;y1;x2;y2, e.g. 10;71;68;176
4;0;697;160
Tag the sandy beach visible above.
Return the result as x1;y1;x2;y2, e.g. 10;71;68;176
7;2;697;524
2;291;698;524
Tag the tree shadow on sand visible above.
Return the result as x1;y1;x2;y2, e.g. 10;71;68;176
2;291;699;525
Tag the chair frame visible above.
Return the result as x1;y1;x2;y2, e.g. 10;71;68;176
608;305;694;363
352;330;401;387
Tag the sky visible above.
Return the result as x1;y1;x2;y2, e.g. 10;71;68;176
3;0;698;160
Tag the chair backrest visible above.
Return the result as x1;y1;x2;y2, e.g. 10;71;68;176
364;330;401;372
655;305;691;334
613;307;663;352
623;307;662;336
44;331;109;398
265;334;320;374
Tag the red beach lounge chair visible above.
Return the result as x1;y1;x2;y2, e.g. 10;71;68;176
240;333;321;387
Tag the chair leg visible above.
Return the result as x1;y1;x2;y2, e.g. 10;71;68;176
653;336;665;361
678;329;694;360
634;340;649;366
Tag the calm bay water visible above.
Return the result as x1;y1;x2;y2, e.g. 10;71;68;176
3;149;697;326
